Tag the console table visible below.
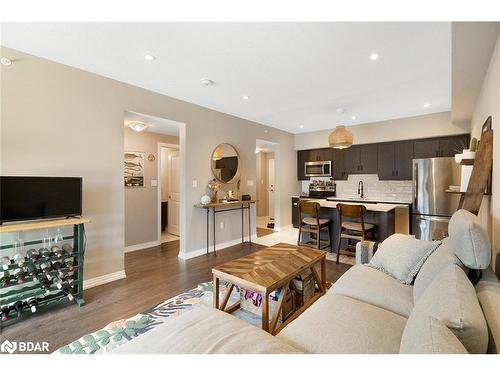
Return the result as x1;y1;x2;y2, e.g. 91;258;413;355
194;200;257;255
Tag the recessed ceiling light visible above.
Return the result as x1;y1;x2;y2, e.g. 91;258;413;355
423;103;430;108
369;53;379;61
144;54;156;61
128;122;149;132
201;78;215;87
1;57;12;66
351;116;357;120
243;95;249;101
299;125;304;129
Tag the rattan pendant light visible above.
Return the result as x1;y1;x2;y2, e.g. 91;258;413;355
328;125;353;149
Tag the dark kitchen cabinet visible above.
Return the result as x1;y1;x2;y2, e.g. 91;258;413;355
378;141;414;180
345;146;361;175
346;144;378;174
332;149;347;180
309;148;332;162
439;135;470;157
297;150;309;180
413;138;440;159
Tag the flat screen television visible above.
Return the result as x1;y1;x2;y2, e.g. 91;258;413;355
0;176;82;224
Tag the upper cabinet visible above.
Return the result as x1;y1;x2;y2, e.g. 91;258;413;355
296;134;470;181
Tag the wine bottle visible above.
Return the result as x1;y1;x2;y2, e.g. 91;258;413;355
24;263;38;278
13;253;25;268
38;260;52;280
1;256;10;271
39;248;51;259
61;284;75;301
13;268;25;284
26;248;40;262
27;297;38;313
13;300;24;317
37;274;51;291
1;305;10;321
51;259;64;277
0;271;11;287
62;243;73;253
63;257;75;271
51;245;63;258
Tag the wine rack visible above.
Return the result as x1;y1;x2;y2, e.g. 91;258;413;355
0;218;89;328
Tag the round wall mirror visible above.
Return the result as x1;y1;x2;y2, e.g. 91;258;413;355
211;143;241;184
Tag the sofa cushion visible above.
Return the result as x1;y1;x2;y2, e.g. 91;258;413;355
448;209;491;270
476;268;500;353
400;316;468;354
369;233;441;284
277;294;407;353
111;305;301;354
410;265;488;353
413;237;465;303
330;264;413;317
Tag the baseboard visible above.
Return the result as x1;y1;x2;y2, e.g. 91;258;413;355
178;233;257;260
83;270;126;290
124;240;161;253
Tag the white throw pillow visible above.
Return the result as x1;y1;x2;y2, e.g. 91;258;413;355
369;234;441;284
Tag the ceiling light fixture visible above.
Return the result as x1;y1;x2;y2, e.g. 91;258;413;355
201;78;215;87
144;54;156;61
369;53;379;61
1;57;12;66
329;125;354;149
299;125;304;129
242;95;249;101
128;122;149;132
351;116;357;120
423;103;430;108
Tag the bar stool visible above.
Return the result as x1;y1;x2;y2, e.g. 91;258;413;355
297;200;333;251
336;203;375;264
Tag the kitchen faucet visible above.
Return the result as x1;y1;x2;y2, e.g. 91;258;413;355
358;180;364;199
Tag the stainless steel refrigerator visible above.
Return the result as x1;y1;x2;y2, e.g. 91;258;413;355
412;157;462;241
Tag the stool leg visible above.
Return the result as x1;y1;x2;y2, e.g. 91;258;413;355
328;225;333;253
297;225;302;246
336;229;342;264
317;227;321;249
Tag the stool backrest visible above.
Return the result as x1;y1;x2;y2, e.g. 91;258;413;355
336;204;366;218
298;200;321;225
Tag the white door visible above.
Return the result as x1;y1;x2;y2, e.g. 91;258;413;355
268;158;275;220
167;150;180;236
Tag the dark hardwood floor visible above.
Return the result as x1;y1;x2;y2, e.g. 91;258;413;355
256;227;275;237
0;240;351;353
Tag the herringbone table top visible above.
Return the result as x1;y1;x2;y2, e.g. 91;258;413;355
212;244;326;293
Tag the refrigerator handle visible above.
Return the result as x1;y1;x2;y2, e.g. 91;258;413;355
413;162;418;206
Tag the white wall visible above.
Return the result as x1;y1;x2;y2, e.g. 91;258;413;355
470;35;500;273
294;111;469;150
0;46;299;280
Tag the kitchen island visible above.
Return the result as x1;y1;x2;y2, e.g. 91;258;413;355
292;197;398;250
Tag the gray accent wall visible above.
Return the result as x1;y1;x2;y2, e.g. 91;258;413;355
0;46;299;281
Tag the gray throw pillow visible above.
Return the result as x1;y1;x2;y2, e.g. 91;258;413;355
369;234;441;284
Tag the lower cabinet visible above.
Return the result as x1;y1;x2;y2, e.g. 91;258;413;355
292;197;300;228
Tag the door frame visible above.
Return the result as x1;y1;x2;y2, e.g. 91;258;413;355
157;142;180;244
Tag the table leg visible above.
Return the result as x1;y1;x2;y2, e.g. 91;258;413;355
248;204;252;244
321;257;326;290
310;265;325;293
241;204;244;244
213;275;220;309
270;284;289;334
206;208;209;255
262;292;270;332
213;208;216;255
220;283;234;311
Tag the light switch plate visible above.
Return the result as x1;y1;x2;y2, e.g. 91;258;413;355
192;180;198;188
151;180;158;187
247;180;254;186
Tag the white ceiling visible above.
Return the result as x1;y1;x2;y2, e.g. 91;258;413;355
1;22;451;134
124;110;181;136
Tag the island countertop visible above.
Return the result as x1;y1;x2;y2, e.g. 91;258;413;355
305;199;398;213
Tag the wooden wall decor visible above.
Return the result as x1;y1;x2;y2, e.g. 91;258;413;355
460;116;493;215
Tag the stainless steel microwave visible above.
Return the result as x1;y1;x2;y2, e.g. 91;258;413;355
305;161;332;177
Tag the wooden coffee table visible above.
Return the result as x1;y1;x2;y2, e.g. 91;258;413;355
212;244;327;335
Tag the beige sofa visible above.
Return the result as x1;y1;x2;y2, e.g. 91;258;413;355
113;210;500;354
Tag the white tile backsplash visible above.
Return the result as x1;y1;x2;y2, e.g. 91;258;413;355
302;174;413;203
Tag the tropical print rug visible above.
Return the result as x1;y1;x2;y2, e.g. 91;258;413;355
56;281;248;354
